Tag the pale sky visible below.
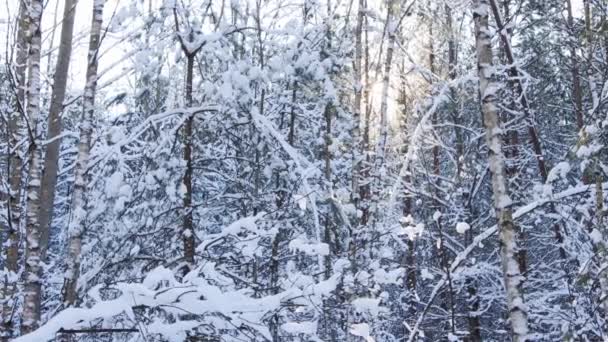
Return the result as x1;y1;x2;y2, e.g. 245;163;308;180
1;0;134;95
0;0;587;110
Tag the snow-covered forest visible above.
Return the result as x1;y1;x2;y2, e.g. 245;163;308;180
0;0;607;340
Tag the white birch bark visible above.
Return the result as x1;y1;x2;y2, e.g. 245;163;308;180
2;2;29;338
21;0;45;334
473;1;528;340
62;0;105;306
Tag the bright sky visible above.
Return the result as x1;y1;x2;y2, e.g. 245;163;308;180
0;0;587;103
1;0;130;92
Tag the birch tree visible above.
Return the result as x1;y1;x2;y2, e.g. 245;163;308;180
62;0;105;306
2;1;29;338
4;0;608;341
21;0;45;333
473;0;528;339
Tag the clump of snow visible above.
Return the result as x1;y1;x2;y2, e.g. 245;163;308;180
129;245;140;256
105;171;124;197
307;274;339;297
547;161;571;183
456;222;470;234
590;229;603;244
352;297;382;316
373;268;404;285
223;214;263;235
399;220;425;240
350;323;375;342
296;194;307;211
281;321;317;335
421;268;434;280
143;266;176;290
432;210;442;221
576;143;603;158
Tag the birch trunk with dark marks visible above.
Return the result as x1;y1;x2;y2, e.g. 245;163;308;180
21;0;44;334
473;1;528;340
488;0;547;182
1;2;29;339
62;0;105;307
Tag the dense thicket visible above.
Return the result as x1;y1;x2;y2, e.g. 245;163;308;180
1;0;607;341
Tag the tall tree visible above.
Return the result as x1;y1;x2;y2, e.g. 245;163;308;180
351;0;365;222
62;0;105;306
38;0;78;260
21;0;45;333
1;2;29;338
172;5;204;273
473;0;528;340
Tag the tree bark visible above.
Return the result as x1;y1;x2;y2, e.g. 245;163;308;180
2;2;29;339
377;0;395;167
21;0;44;334
172;6;201;274
351;0;364;210
360;1;371;226
182;54;196;268
62;0;105;307
473;1;528;340
488;0;548;182
39;0;78;260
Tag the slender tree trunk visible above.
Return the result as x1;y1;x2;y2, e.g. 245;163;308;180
322;6;334;271
428;17;439;182
182;54;196;269
498;0;519;180
473;1;528;340
14;2;29;106
488;0;547;182
377;0;395;167
595;175;608;316
351;0;364;209
583;0;592;79
566;0;585;132
288;82;297;145
39;0;78;260
445;3;462;184
445;4;481;339
268;229;281;342
62;0;105;307
463;192;482;342
21;0;44;334
489;1;577;291
323;97;334;278
172;5;203;274
360;1;371;226
2;2;29;339
397;60;417;322
494;0;530;283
